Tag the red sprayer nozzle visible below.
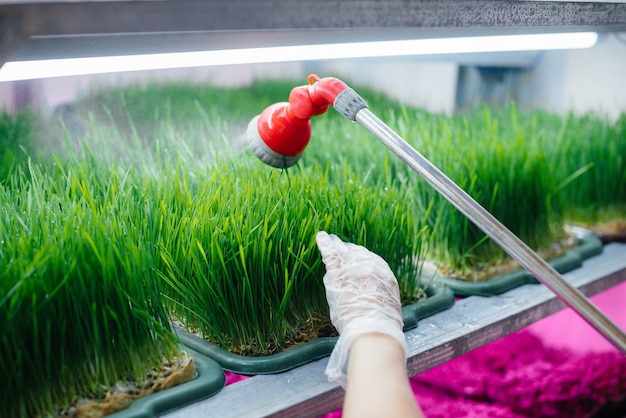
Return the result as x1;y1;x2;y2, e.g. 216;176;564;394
247;75;355;168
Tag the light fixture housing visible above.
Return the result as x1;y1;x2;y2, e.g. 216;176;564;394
0;31;598;82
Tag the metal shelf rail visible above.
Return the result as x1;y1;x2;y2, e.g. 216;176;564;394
164;241;626;418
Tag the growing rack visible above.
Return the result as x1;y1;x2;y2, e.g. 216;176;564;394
2;1;625;417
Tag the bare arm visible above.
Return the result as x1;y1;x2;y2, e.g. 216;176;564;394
343;332;424;418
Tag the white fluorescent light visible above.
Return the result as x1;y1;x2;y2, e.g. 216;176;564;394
0;32;597;82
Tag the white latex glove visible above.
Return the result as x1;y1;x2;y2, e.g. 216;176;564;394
315;231;408;389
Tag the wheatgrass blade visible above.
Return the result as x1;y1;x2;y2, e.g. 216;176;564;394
156;159;429;355
1;156;181;417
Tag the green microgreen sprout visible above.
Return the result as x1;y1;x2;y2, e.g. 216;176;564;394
1;156;181;417
155;160;429;355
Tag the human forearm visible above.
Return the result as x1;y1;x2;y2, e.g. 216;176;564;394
343;333;424;418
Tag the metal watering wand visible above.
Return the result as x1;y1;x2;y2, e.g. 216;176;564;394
246;74;626;354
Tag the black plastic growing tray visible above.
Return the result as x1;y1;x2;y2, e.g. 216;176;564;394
108;349;225;418
439;232;603;296
176;283;455;375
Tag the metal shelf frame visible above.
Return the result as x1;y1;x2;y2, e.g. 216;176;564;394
164;241;626;418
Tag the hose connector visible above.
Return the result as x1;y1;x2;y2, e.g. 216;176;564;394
333;88;368;121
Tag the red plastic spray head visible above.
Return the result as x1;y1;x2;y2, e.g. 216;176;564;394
248;75;364;168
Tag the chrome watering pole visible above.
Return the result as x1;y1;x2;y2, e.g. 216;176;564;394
246;75;626;354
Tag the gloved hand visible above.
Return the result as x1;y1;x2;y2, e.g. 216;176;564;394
315;231;408;389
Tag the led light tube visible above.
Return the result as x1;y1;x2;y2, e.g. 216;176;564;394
0;32;598;82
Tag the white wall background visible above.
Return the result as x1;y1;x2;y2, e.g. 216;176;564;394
523;32;626;120
308;60;458;115
0;62;306;114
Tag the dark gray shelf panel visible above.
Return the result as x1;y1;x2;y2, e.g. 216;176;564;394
163;241;626;418
3;0;625;34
